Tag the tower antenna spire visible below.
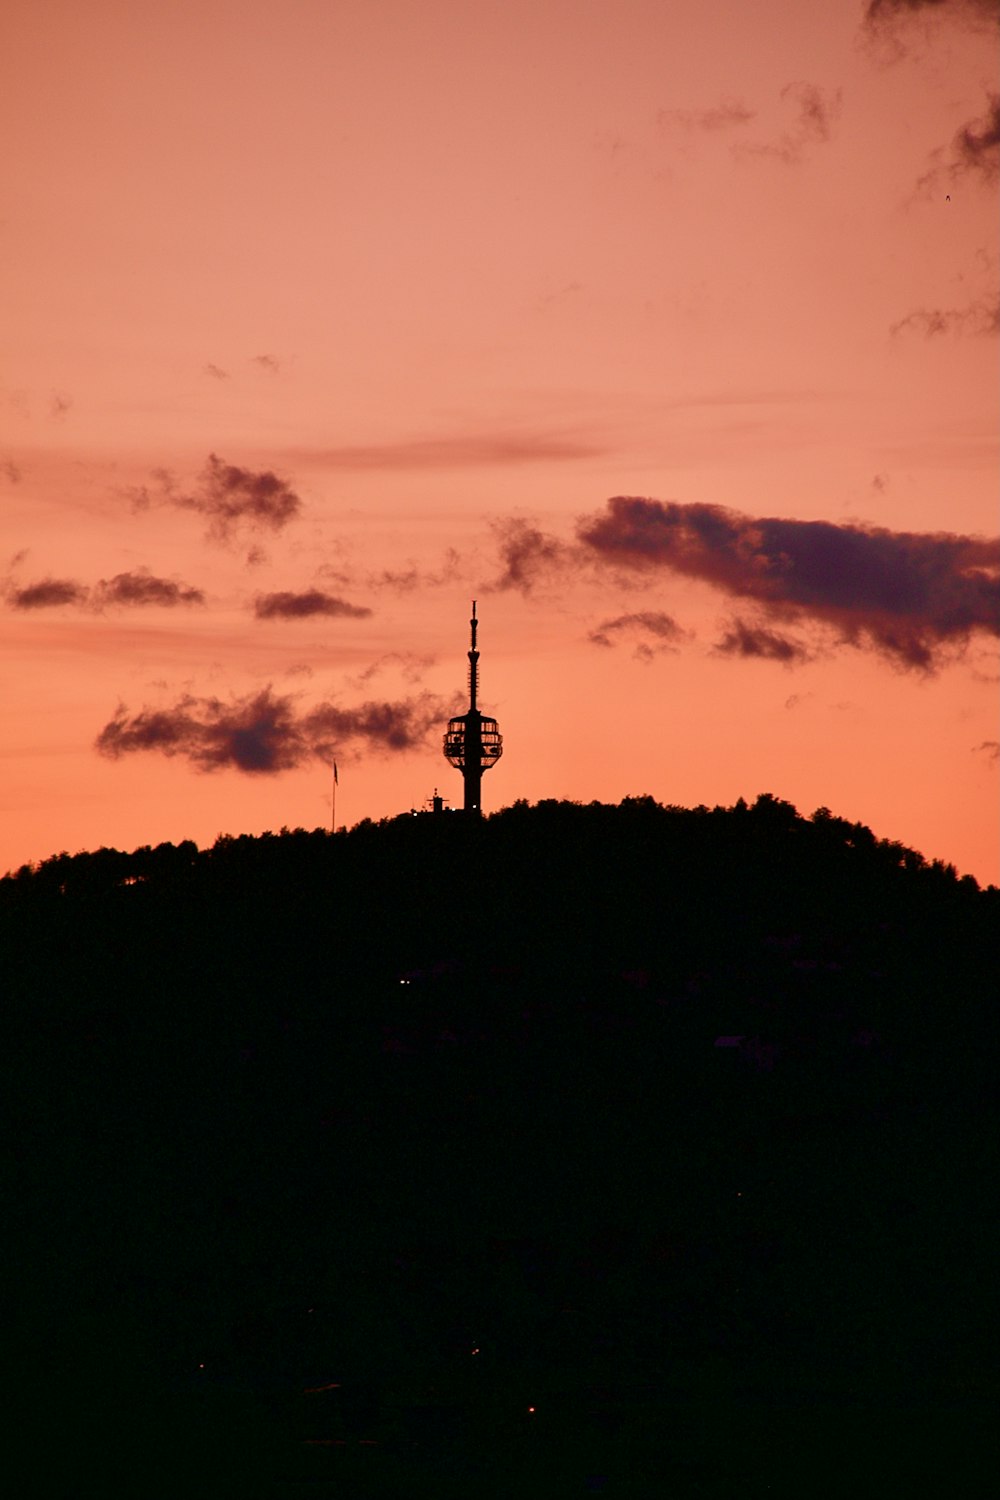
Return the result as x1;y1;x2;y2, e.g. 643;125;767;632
468;599;479;711
444;601;503;815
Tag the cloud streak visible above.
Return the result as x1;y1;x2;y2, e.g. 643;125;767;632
577;496;1000;670
659;98;756;132
95;686;451;773
864;0;999;32
253;589;372;621
290;430;605;471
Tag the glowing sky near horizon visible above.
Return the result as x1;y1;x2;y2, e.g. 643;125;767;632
2;0;998;882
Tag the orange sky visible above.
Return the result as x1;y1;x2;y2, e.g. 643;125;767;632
2;0;998;882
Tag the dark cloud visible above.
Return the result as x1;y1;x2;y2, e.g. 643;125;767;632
253;589;372;620
203;363;230;380
489;518;575;593
95;686;450;774
713;619;812;663
131;454;302;540
291;431;604;471
659;98;756;131
251;354;280;373
49;392;72;420
8;577;89;609
6;568;204;611
95;569;205;608
745;83;842;164
2;458;21;483
973;738;1000;760
588;611;684;655
891;295;1000;337
577;496;1000;670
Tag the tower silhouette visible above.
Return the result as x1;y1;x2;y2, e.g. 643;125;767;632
443;601;503;815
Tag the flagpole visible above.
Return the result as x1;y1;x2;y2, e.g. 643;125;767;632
332;760;338;835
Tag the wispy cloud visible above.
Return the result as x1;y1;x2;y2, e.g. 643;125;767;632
713;618;812;663
251;354;281;374
891;295;1000;337
488;518;576;594
973;738;1000;761
348;652;437;688
95;686;451;773
253;589;372;621
588;611;685;660
2;458;22;484
915;93;1000;195
952;93;1000;183
129;454;302;541
577;496;1000;671
742;83;842;165
203;362;230;380
367;549;462;593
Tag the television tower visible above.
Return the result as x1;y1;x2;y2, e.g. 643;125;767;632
443;601;503;815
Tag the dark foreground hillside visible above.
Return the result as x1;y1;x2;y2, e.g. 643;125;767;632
3;796;998;1497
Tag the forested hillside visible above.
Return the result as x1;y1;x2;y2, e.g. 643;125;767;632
4;797;997;1497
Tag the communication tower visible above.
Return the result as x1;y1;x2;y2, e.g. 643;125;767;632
443;601;503;815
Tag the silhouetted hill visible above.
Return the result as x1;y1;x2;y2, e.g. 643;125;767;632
3;797;998;1496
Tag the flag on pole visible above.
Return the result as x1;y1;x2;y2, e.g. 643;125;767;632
333;760;338;785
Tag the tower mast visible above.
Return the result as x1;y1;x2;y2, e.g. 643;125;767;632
443;601;503;815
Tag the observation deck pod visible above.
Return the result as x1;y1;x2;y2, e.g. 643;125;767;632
443;711;503;776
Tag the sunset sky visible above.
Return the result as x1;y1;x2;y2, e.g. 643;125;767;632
2;0;998;883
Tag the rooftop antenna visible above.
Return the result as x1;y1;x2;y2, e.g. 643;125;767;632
443;600;503;815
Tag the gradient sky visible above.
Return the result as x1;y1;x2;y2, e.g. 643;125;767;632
2;0;998;882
